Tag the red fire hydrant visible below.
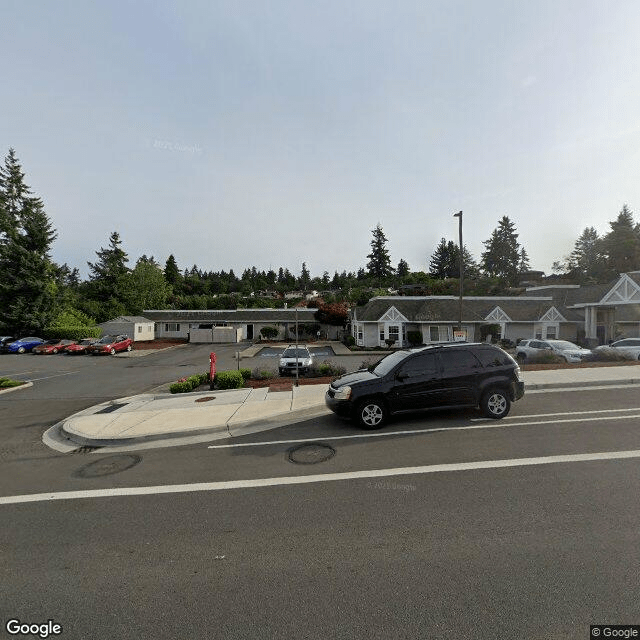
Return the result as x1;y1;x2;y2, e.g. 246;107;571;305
209;352;217;389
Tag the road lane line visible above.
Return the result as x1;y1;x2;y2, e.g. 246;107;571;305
207;414;640;450
470;407;640;422
2;449;640;506
25;371;80;382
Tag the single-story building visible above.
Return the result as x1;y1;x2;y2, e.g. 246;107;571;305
142;308;343;342
98;316;155;341
352;271;640;348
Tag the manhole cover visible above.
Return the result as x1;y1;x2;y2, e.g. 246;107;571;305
73;454;142;478
287;443;336;465
195;396;216;403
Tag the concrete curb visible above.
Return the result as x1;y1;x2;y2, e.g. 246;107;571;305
45;373;640;453
0;381;33;395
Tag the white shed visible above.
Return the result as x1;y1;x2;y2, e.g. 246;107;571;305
98;316;155;342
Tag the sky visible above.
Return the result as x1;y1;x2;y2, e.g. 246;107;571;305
2;0;640;280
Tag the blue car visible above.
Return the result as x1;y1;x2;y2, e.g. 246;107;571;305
3;337;44;354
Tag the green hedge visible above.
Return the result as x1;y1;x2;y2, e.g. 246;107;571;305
43;326;102;340
215;370;245;389
170;372;210;394
0;377;25;388
239;368;252;380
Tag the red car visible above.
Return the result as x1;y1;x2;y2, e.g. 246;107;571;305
65;338;99;355
87;334;133;355
32;339;77;354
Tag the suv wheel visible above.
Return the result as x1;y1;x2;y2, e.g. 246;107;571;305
109;348;116;355
356;398;387;429
481;388;511;419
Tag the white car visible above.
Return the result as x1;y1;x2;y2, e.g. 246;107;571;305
279;345;313;376
516;339;591;364
593;338;640;360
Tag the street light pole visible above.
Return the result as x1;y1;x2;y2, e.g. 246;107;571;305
453;211;463;336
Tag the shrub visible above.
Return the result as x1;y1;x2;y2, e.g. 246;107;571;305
360;358;377;370
43;326;102;340
170;381;192;394
251;367;277;380
384;338;396;348
307;360;347;378
0;377;24;388
345;335;356;347
586;347;630;362
407;331;422;346
260;326;279;340
169;371;210;393
215;370;245;389
534;352;565;364
239;368;252;380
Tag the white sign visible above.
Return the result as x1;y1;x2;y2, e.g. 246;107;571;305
453;330;467;342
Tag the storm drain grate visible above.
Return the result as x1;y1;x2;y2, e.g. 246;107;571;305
287;443;336;465
195;396;216;403
71;445;102;454
95;403;127;414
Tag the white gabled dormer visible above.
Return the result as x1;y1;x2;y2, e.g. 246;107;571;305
378;306;409;323
485;306;511;323
600;273;640;305
538;306;567;323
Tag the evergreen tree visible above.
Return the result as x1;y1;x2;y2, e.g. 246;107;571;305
566;226;609;282
366;224;394;280
602;204;640;275
396;259;410;277
518;248;531;273
164;254;182;289
299;262;311;291
480;216;522;285
0;149;58;334
429;238;478;279
86;231;130;320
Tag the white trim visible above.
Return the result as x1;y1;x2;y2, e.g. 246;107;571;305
600;273;640;305
539;306;567;322
485;306;511;322
377;306;409;323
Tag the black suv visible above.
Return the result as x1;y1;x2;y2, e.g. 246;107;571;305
325;343;524;428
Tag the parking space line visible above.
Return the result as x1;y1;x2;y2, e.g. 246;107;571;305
2;448;640;506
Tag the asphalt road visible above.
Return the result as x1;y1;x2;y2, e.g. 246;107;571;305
2;347;640;639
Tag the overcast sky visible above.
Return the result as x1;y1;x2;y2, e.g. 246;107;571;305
2;0;640;279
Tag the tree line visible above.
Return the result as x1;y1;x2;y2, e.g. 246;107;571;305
2;147;640;335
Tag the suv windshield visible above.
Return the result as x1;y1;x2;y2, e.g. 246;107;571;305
282;348;309;358
372;350;413;376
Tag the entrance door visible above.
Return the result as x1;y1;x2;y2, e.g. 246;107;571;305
247;324;254;340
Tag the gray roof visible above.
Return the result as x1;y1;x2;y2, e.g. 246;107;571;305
354;297;583;323
101;315;153;324
142;309;318;323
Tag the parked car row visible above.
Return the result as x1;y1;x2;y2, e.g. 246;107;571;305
515;337;640;363
0;335;133;355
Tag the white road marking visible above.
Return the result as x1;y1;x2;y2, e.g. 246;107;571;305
208;413;640;450
25;371;80;382
2;449;640;506
471;407;640;422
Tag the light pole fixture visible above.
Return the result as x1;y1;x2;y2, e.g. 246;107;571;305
453;211;463;335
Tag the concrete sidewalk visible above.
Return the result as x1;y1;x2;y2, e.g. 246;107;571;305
45;364;640;451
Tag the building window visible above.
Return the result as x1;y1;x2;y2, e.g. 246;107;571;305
429;326;449;342
137;326;142;334
165;323;181;332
